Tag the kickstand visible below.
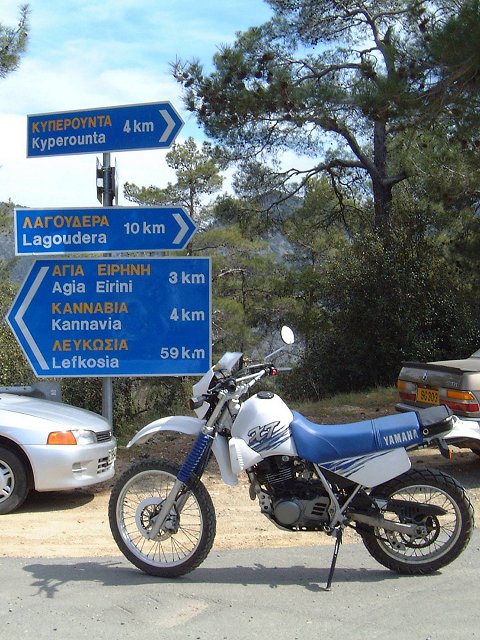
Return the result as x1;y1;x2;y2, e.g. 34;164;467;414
325;528;343;591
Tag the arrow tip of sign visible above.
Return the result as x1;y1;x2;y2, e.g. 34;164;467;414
159;108;182;144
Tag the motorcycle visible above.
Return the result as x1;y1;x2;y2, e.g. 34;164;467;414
109;327;474;589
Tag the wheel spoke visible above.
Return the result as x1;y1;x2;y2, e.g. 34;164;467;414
109;461;215;577
0;466;13;500
362;470;474;574
376;482;462;564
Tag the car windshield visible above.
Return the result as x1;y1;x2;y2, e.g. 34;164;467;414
470;349;480;358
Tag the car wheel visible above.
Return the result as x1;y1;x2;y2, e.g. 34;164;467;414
0;447;29;514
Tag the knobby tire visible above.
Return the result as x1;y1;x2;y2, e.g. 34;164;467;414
360;468;474;574
108;458;216;577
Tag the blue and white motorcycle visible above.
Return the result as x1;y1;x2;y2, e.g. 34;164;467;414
109;328;474;588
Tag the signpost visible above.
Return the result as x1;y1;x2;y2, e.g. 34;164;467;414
7;257;211;377
27;102;184;157
17;100;207;426
14;206;197;255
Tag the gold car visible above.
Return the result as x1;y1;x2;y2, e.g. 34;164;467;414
396;351;480;454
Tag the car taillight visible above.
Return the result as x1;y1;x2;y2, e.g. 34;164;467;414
441;389;480;414
397;379;416;401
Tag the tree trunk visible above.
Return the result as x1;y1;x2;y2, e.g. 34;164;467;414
372;119;393;229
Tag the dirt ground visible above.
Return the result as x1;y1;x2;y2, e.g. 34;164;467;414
2;430;479;559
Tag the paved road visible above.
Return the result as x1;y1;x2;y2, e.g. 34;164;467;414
1;531;478;640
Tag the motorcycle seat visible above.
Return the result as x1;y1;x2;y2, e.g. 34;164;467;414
290;410;423;464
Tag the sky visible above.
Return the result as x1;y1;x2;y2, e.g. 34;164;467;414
0;0;273;208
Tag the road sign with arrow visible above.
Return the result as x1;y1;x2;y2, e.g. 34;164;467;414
14;206;197;255
27;102;184;157
7;257;211;377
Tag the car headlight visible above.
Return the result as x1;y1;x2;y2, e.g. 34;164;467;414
47;430;98;445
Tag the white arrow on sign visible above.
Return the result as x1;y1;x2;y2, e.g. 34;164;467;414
159;108;176;143
173;212;191;245
14;266;49;370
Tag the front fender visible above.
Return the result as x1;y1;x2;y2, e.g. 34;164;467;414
127;415;239;486
127;416;206;447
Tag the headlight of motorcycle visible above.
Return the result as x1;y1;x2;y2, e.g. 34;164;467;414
47;430;98;445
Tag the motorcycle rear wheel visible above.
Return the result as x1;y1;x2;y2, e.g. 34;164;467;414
360;468;474;574
108;458;216;577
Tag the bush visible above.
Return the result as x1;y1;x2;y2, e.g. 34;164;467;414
61;376;191;442
285;214;480;400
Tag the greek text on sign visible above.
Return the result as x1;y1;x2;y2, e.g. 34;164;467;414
27;102;184;157
14;206;197;255
7;257;211;377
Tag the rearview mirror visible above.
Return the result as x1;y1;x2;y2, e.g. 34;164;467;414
281;326;295;345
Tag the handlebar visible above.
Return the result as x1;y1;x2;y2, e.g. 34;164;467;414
189;361;291;411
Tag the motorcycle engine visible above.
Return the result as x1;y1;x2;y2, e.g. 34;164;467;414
252;456;331;530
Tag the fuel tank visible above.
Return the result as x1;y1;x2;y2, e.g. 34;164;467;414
231;391;297;458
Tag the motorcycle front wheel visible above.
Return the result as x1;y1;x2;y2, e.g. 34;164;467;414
360;468;474;574
108;458;216;577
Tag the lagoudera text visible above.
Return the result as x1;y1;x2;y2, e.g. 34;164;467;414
22;232;107;250
22;214;110;228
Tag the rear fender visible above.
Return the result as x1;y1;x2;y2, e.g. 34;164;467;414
444;416;480;446
127;416;239;486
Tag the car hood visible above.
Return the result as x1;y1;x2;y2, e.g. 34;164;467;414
0;393;110;431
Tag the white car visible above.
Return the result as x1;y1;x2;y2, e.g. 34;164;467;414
0;387;116;514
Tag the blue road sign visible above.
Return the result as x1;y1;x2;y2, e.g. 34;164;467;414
27;102;184;157
7;257;211;377
14;206;197;255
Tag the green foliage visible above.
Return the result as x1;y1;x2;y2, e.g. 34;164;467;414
174;1;471;225
284;195;480;400
0;280;34;385
0;5;29;78
428;0;480;90
171;1;480;405
124;137;227;230
0;201;14;230
61;376;191;442
0;324;34;386
194;222;284;354
61;378;103;415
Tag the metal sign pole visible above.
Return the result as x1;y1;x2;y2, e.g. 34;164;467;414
101;151;114;426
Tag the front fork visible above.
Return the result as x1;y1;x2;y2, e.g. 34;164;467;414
147;431;214;540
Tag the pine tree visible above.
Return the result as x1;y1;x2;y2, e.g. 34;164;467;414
174;1;465;231
0;5;29;78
